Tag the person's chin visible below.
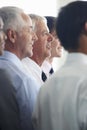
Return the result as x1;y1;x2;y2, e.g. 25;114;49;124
46;52;51;58
28;52;33;57
58;53;62;57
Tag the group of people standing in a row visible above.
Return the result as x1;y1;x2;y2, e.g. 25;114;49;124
0;1;87;130
22;14;63;86
0;5;62;130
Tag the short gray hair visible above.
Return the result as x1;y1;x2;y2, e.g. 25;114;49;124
0;6;28;32
29;14;47;31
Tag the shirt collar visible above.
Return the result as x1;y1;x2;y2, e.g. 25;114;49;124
0;51;24;69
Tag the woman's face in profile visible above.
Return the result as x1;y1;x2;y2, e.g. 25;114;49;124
51;30;63;58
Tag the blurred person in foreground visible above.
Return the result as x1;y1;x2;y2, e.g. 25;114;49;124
32;1;87;130
41;16;63;79
22;14;53;85
0;6;39;130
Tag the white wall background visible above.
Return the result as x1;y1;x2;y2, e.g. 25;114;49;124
0;0;57;16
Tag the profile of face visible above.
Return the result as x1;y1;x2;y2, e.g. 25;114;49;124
10;14;37;59
51;30;63;58
33;20;53;60
0;18;6;55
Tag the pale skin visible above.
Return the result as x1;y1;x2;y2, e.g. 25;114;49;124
5;13;37;60
51;30;63;58
46;30;63;64
31;20;53;66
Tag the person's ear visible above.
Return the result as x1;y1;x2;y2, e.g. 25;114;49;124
6;29;16;43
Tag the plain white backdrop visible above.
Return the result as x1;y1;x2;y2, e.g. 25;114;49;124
0;0;57;16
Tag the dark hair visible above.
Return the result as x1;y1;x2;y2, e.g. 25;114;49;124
45;16;56;33
56;1;87;50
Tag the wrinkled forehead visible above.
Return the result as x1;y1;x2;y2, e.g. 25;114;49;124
21;12;32;26
37;19;49;32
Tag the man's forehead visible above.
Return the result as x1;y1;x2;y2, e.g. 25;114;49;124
21;13;29;21
21;13;33;28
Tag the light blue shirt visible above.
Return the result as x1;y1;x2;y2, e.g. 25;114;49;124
0;51;40;130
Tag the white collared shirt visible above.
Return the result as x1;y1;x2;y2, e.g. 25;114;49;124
22;57;43;86
41;60;52;79
32;52;87;130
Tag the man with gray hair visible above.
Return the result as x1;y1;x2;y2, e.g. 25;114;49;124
22;14;53;85
32;1;87;130
0;16;21;130
0;6;39;130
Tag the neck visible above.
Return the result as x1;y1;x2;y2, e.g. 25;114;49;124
46;57;53;64
31;56;44;66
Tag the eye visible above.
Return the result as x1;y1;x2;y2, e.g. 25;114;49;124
43;31;49;36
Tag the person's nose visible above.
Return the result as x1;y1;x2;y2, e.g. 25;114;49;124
47;33;53;42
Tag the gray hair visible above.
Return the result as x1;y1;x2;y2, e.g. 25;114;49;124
0;6;28;32
29;14;47;32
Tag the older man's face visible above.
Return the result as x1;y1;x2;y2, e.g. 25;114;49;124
33;20;53;61
13;14;37;59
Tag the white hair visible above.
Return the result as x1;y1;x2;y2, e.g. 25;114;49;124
29;14;47;32
0;6;28;32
